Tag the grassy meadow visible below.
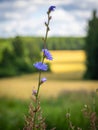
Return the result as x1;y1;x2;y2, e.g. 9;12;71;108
0;91;98;130
0;50;98;130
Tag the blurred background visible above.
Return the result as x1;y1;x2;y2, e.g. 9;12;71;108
0;0;98;130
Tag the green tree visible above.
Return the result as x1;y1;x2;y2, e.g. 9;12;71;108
12;36;24;57
0;48;16;77
11;36;26;74
27;42;41;63
84;10;98;79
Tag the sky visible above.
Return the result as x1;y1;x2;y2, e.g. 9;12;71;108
0;0;98;38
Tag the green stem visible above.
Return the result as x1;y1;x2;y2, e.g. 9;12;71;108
44;13;50;48
36;71;41;99
33;70;41;130
33;57;45;130
36;57;45;99
33;11;51;130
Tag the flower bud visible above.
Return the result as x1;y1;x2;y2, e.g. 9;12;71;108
40;77;47;85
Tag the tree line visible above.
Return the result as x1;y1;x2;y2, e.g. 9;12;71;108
0;36;41;77
0;36;84;77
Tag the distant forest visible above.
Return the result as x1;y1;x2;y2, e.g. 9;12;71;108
0;36;85;51
0;36;85;77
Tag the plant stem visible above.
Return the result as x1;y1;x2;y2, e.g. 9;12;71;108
33;58;44;129
44;12;50;48
33;70;41;130
33;10;51;130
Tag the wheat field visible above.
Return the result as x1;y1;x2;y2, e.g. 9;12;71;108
46;50;86;72
0;50;98;99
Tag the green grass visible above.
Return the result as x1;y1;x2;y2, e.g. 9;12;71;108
0;97;28;130
0;90;98;130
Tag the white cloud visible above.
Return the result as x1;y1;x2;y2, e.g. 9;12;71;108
0;0;98;37
13;0;27;7
28;0;73;5
49;8;86;36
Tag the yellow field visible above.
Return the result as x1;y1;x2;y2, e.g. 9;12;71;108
0;73;98;99
46;50;86;73
0;50;98;99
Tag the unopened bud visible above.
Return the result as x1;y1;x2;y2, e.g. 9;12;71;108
49;16;52;20
40;77;47;85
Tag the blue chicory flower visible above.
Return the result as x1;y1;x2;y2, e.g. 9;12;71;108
42;49;53;60
49;6;56;12
33;62;48;71
40;77;47;84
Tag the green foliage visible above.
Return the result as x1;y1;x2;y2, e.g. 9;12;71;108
0;36;52;77
0;48;16;77
47;37;84;50
0;91;98;130
12;36;24;57
0;97;29;130
0;36;85;51
26;42;41;63
0;36;84;77
84;10;98;79
0;36;41;77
